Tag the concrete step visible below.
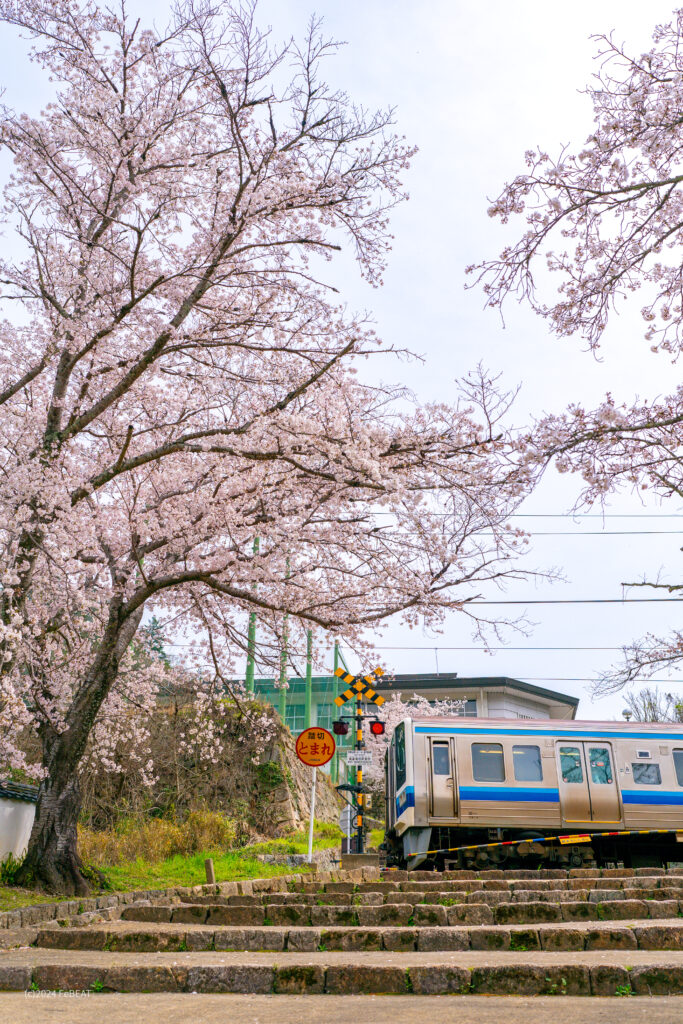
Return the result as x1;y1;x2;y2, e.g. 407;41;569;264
187;879;683;902
5;946;683;995
119;897;683;927
381;868;681;880
287;878;683;898
312;874;683;890
34;919;683;953
282;884;683;901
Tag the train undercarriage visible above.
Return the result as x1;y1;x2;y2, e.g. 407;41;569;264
385;824;683;871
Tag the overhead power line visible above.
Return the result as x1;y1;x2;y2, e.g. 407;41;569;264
512;514;683;519
467;598;683;605
523;530;683;535
353;645;627;651
518;677;682;683
369;511;683;519
488;530;682;536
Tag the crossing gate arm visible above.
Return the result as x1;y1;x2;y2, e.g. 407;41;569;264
405;828;676;859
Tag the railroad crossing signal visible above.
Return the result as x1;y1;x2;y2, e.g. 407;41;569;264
333;666;385;707
333;664;385;857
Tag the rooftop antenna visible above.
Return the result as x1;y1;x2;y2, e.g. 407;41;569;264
622;709;633;722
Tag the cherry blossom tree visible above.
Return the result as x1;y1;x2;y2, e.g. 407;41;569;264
0;0;540;893
472;8;683;694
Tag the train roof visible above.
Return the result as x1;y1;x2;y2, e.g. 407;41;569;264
407;716;683;734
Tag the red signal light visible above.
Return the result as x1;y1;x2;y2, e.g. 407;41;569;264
369;720;385;736
333;720;349;735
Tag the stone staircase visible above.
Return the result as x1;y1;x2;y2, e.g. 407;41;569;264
4;867;683;997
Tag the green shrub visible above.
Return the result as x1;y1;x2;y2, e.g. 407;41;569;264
0;852;22;886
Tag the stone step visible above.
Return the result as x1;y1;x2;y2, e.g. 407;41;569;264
120;897;683;927
6;946;683;995
186;879;683;902
289;877;682;897
381;868;681;880
34;919;683;953
284;888;683;905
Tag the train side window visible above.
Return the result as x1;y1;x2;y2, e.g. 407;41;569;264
395;722;407;791
674;750;683;787
432;743;450;775
588;747;613;785
560;746;583;784
512;744;542;782
472;743;505;783
632;763;662;785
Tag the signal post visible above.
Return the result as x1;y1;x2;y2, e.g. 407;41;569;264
355;692;363;856
333;666;385;856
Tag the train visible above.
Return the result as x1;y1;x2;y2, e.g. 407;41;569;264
384;716;683;869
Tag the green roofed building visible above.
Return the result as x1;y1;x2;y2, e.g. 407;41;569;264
252;672;578;781
252;674;347;736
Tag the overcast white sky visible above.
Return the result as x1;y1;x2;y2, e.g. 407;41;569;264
255;0;683;720
3;0;683;719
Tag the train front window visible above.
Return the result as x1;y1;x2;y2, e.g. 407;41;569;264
432;743;450;775
632;763;662;785
472;743;505;782
560;747;583;784
674;750;683;786
588;747;613;785
513;744;542;782
395;722;407;790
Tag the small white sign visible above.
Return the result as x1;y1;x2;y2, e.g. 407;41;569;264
346;750;373;767
339;806;353;832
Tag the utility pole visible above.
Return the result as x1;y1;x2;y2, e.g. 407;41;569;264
278;618;288;722
304;629;313;728
278;558;289;723
331;641;340;783
245;537;260;694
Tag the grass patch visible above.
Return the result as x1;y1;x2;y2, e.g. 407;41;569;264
0;886;71;914
101;830;339;891
1;822;343;909
369;828;384;849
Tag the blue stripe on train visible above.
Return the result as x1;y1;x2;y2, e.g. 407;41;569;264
396;786;415;817
396;784;683;816
621;790;683;805
414;725;683;741
459;786;559;802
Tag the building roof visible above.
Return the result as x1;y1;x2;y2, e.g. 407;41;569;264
372;674;579;709
252;672;578;709
0;780;39;803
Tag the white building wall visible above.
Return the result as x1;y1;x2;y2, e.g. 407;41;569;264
483;693;550;719
0;798;35;860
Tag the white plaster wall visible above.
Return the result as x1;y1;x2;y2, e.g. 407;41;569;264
0;798;35;860
485;694;550;719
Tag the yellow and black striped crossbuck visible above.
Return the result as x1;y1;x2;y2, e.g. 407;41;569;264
333;666;385;707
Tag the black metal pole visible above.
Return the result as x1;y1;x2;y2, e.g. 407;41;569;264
355;692;364;855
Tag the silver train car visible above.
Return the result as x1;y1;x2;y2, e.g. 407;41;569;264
384;716;683;869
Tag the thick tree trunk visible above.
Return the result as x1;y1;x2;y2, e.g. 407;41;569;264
14;602;144;894
14;767;91;895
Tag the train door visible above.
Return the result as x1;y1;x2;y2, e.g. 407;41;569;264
556;742;622;825
386;741;396;829
429;737;457;818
